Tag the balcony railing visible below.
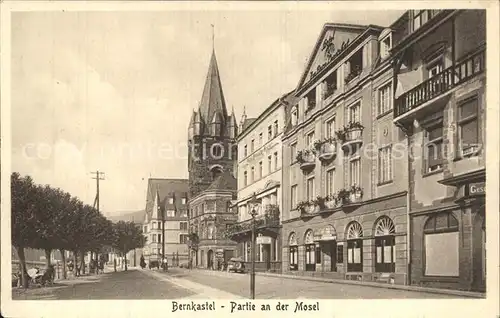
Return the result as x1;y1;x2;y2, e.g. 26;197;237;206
395;49;485;118
223;205;280;238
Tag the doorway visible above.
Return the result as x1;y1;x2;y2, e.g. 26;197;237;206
207;250;214;270
328;241;337;272
263;244;271;271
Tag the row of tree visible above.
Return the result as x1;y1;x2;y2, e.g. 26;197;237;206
11;172;146;288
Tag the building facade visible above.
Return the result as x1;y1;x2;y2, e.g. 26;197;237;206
281;22;409;284
187;48;239;269
189;171;238;269
142;178;190;266
391;10;486;291
225;93;293;273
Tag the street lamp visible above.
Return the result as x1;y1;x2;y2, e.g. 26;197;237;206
248;192;260;300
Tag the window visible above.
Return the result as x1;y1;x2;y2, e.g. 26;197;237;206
152;221;156;229
306;177;315;201
315;246;322;264
348;102;361;123
180;234;189;244
274;152;278;171
180;222;188;231
290;143;297;164
349;158;361;186
306;89;316;110
324;70;337;98
380;34;392;59
378;83;392;115
268;125;272;139
326;169;335;196
157;248;161;255
152;234;157;243
213;145;222;158
326;117;336;139
378;146;393;184
243;171;248;186
259;132;263;146
336;244;344;264
244;145;248;157
306;131;315;148
304;230;316;271
413;10;424;30
346;222;363;272
457;97;479;157
274;120;279;137
181;198;187;205
168;197;174;204
346;50;363;82
290;185;298;208
425;120;444;172
158;234;162;243
424;212;459;276
251;139;255;153
289;246;298;271
259;161;263;178
166;210;175;217
268;155;272;173
250;167;255;183
374;217;396;273
205;200;215;212
427;59;443;79
143;226;147;233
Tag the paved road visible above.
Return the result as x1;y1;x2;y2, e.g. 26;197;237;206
12;269;196;300
163;268;459;299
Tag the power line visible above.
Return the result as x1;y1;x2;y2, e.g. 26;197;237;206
91;171;105;213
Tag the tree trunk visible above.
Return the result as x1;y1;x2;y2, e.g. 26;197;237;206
73;250;78;276
80;250;86;275
44;249;52;268
124;252;128;271
15;245;29;288
59;249;67;279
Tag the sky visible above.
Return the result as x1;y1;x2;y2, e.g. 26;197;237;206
11;9;404;214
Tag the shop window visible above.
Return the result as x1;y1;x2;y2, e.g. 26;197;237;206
424;212;459;276
346;222;363;272
304;230;316;271
374;216;396;273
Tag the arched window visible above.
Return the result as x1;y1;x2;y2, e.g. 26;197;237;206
210;166;223;180
374;216;396;273
288;232;298;271
346;222;363;272
304;230;316;271
424;212;459;277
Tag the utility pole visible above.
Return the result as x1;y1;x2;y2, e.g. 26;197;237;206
91;171;105;213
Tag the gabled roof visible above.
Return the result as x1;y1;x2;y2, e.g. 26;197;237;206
198;50;228;126
205;170;237;192
144;178;189;218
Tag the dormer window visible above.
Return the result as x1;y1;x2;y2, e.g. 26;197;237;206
291;105;298;126
323;70;337;99
413;10;441;32
306;89;316;111
345;50;363;83
379;30;392;59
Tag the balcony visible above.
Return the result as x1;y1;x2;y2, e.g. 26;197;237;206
323;82;337;100
223;205;280;239
314;139;337;162
296;187;363;218
394;48;485;121
336;123;364;152
296;149;316;171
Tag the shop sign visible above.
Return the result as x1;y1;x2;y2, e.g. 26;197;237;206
256;236;272;244
468;182;486;196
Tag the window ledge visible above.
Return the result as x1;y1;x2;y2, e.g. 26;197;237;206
376;109;393;120
377;180;394;187
453;152;480;162
422;168;444;178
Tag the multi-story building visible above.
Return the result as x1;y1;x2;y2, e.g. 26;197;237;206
142;178;189;266
226;93;293;272
187;48;239;269
391;10;486;291
281;22;409;284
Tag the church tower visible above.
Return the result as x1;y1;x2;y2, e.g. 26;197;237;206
188;49;238;198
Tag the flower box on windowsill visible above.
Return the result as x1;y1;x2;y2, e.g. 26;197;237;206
297;150;316;171
318;141;337;162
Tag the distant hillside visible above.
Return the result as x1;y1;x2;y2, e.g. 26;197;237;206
106;210;144;224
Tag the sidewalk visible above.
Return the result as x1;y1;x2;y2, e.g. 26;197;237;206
184;268;485;299
138;268;243;299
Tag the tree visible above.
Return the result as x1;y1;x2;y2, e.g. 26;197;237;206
111;221;146;271
11;173;38;288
